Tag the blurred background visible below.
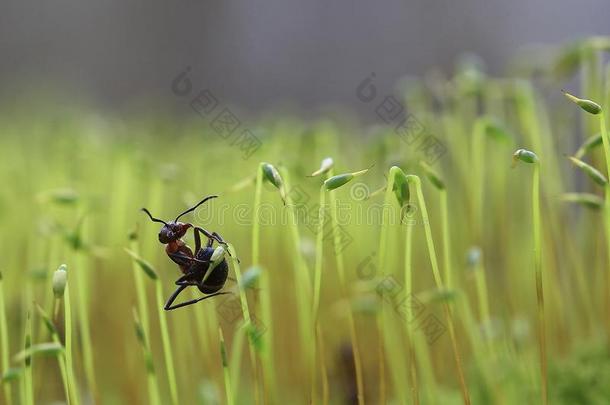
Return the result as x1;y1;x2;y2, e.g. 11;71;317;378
2;0;610;117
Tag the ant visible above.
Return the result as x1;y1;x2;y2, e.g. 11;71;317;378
141;195;232;310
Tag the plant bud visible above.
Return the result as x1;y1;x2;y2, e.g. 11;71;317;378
563;91;602;115
308;157;334;177
484;118;513;142
324;165;372;191
240;266;262;289
261;163;286;203
52;264;68;298
567;156;608;186
210;246;226;263
561;193;603;210
512;149;539;165
575;133;602;159
125;249;158;280
419;161;445;190
261;163;283;189
391;167;410;207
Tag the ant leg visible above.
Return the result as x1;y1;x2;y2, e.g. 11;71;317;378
164;285;230;311
167;252;210;265
194;227;227;247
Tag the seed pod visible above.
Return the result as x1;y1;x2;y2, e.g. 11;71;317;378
52;264;68;298
240;266;262;289
261;162;286;203
324;165;373;191
561;193;604;210
563;91;602;115
575;133;603;159
262;163;283;189
484;118;513;143
512;149;539;165
567;156;608;186
419;161;445;190
391;167;410;207
308;157;334;177
125;249;158;280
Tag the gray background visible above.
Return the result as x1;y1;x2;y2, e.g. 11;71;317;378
1;0;608;114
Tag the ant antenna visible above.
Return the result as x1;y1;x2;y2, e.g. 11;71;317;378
141;208;168;225
175;195;218;222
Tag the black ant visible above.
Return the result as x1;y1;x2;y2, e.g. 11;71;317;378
141;195;231;310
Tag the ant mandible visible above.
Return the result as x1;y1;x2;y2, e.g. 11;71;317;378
141;195;231;310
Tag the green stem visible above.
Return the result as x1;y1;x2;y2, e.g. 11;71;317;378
408;175;471;405
74;248;98;403
532;164;547;405
311;184;326;324
130;239;151;343
327;181;365;405
226;243;258;402
64;284;81;405
23;311;33;405
155;282;179;405
219;327;234;405
404;222;437;404
253;164;274;403
281;169;314;383
310;184;326;403
440;189;453;289
377;167;409;405
0;272;12;405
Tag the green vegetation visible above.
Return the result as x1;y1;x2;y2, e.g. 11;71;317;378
2;37;610;404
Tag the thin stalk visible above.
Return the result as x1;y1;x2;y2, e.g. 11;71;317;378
64;284;81;405
440;189;453;289
23;311;33;405
0;271;12;405
252;164;272;403
408;175;471;405
377;167;409;405
226;243;258;402
154;282;179;405
532;164;547;405
281;169;313;380
327;175;364;405
404;221;437;404
133;308;161;405
219;327;234;405
74;248;98;402
229;323;246;397
315;324;329;405
310;184;326;402
36;304;70;404
311;184;326;323
130;238;151;343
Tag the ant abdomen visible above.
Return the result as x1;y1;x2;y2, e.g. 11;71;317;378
194;247;228;294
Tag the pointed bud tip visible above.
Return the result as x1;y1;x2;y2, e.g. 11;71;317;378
562;90;602;115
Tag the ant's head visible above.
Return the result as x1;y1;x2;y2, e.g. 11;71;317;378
156;221;189;244
141;195;218;244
